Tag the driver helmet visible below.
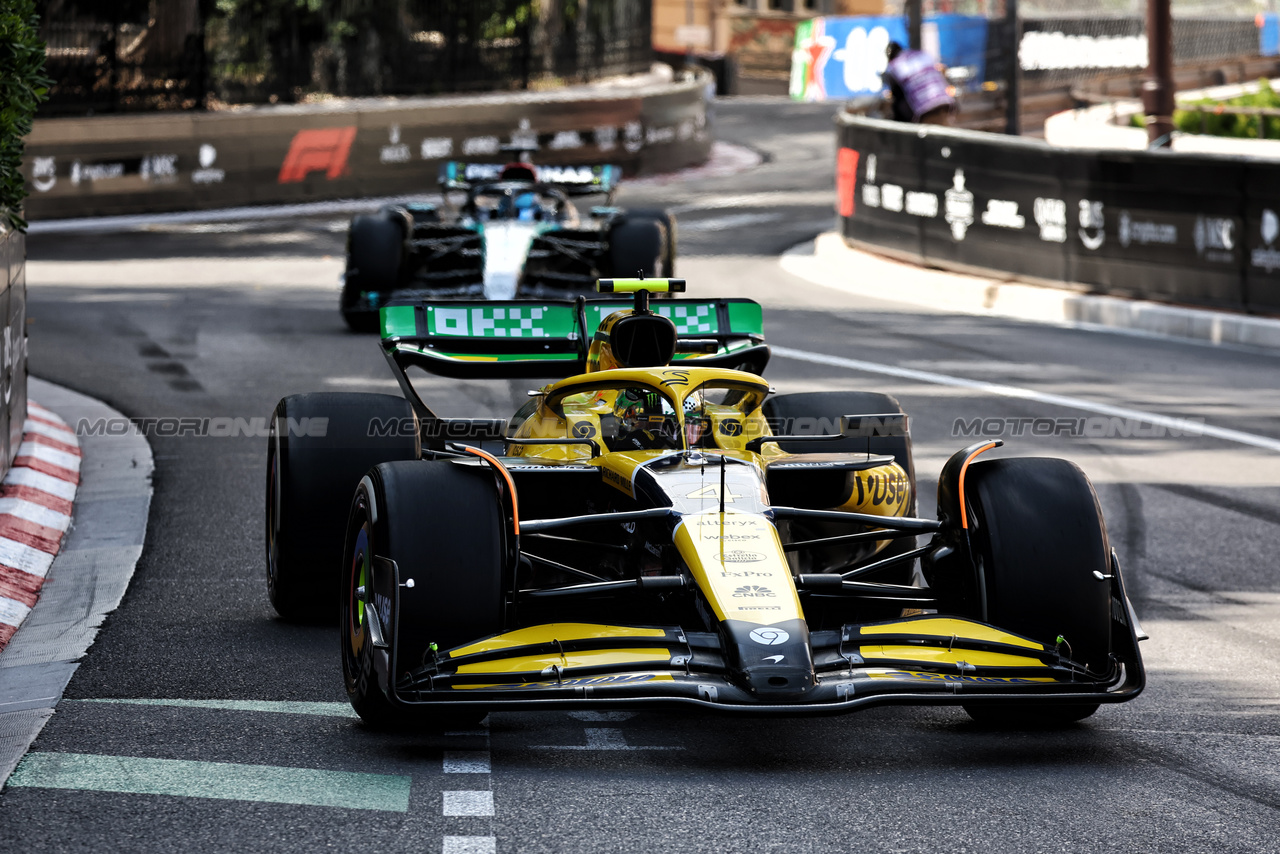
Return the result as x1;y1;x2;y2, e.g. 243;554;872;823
614;388;679;449
682;390;711;447
514;192;540;221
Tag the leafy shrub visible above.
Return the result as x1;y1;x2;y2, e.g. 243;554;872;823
1147;78;1280;140
0;0;49;232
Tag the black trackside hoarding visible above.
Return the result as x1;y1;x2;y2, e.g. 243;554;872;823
837;114;1280;316
21;71;715;221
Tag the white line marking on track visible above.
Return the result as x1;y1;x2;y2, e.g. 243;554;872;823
532;727;682;751
443;751;491;774
678;212;783;233
772;345;1280;454
443;790;495;816
442;837;497;854
27;194;443;235
76;698;359;718
567;711;636;722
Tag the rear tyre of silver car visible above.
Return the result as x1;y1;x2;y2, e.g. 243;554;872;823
624;209;677;277
342;214;404;333
961;457;1112;726
608;218;667;278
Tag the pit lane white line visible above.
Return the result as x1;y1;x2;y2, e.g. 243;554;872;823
444;790;496;816
443;838;497;854
772;345;1280;455
443;751;491;774
442;721;496;854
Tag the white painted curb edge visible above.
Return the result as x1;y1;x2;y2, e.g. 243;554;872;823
783;232;1280;355
0;377;155;789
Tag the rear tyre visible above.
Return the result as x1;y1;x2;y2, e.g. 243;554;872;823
342;214;405;333
608;218;666;279
763;391;917;580
341;460;507;728
762;391;915;484
266;393;419;623
961;457;1112;725
625;209;677;277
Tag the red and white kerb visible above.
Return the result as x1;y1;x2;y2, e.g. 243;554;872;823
0;403;80;652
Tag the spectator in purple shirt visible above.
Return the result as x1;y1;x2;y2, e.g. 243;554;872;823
883;41;955;125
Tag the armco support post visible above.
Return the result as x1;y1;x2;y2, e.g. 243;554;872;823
1144;0;1176;147
1004;0;1021;136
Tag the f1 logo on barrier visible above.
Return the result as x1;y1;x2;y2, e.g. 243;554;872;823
836;147;859;218
278;127;357;183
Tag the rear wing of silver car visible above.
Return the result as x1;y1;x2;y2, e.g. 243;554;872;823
438;161;621;196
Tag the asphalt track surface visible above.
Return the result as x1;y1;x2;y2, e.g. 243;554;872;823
5;99;1280;852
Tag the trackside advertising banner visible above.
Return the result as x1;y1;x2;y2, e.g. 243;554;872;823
21;72;714;220
836;114;1280;315
790;15;987;102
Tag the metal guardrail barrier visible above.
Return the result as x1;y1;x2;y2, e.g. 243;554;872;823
0;229;28;480
836;113;1280;316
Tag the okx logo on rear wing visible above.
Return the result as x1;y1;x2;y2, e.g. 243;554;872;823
379;298;767;380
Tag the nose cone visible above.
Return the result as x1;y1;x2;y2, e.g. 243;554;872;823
725;619;817;699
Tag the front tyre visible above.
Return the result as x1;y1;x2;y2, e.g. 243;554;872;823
341;460;508;727
961;457;1113;725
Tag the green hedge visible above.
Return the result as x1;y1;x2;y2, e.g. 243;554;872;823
1134;79;1280;140
0;0;48;232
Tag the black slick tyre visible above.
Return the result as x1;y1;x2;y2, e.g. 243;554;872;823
763;391;917;579
961;457;1112;725
762;391;915;485
608;218;666;278
624;208;677;276
342;214;404;332
341;460;508;728
265;393;419;623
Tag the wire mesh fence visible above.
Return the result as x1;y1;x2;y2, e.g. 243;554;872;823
877;0;1271;90
37;0;654;117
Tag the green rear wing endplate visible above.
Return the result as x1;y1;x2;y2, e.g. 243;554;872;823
380;298;765;379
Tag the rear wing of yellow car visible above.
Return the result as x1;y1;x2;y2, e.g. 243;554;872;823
378;291;767;381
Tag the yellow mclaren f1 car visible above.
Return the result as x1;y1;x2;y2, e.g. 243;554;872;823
264;279;1146;726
